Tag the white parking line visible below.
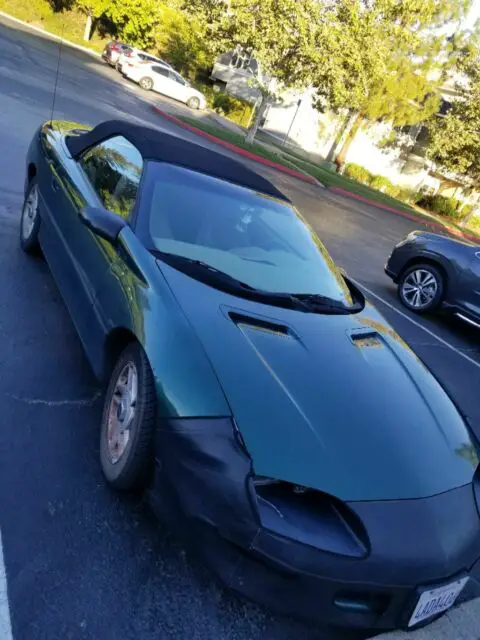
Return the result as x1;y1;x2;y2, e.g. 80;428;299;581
0;529;13;640
352;279;480;371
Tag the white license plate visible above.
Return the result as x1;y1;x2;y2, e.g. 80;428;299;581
408;577;468;627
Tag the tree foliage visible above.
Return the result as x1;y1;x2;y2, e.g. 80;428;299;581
313;0;473;165
427;61;480;184
76;0;111;18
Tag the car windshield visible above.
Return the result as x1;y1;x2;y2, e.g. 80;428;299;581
139;163;354;306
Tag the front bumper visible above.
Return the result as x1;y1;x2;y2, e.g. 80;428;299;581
148;417;480;629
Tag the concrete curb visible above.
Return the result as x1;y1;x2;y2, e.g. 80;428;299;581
369;596;480;640
329;186;480;244
152;106;318;186
0;11;101;59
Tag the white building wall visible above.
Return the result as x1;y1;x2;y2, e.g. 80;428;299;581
262;88;339;156
263;90;434;190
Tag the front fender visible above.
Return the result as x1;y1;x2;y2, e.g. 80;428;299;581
97;227;231;419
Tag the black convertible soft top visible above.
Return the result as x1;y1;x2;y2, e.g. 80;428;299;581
65;119;289;202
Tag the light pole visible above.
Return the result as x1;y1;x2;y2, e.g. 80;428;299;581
282;98;302;147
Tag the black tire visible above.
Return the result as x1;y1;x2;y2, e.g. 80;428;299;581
139;76;153;91
187;96;200;110
100;342;156;491
20;179;41;253
398;263;444;314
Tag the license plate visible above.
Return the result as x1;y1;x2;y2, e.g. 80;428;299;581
408;577;468;627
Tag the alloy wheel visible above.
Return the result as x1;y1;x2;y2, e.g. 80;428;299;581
401;269;438;310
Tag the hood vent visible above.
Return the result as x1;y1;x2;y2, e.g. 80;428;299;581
349;329;382;349
229;312;290;337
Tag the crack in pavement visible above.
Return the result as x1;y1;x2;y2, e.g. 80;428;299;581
8;390;102;407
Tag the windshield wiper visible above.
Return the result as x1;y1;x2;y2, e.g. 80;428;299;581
153;250;356;313
153;250;256;291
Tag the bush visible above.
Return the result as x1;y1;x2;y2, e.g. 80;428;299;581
344;163;373;185
369;175;400;197
397;187;419;204
196;84;253;126
416;194;465;220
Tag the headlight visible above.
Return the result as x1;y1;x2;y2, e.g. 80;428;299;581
252;476;369;558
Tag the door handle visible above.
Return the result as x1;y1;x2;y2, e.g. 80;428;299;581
51;177;60;192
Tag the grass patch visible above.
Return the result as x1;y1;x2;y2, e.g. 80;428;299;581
179;116;304;173
0;0;112;53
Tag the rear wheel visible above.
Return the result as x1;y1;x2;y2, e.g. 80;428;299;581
20;180;40;253
187;96;200;110
139;76;153;91
100;343;156;491
398;263;444;314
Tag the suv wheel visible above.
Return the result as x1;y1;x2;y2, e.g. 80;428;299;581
398;263;444;313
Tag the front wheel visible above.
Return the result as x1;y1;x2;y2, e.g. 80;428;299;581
187;96;200;110
398;263;444;314
100;343;156;491
139;76;153;91
20;180;41;253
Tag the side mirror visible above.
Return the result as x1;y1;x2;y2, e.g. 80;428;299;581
79;206;126;244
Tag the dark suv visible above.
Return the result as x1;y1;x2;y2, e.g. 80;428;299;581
385;230;480;327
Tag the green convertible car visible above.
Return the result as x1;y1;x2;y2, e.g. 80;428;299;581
20;119;480;630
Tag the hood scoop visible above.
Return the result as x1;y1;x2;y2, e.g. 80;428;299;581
228;311;290;337
349;328;383;349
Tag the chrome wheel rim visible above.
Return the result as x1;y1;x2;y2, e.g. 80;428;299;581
22;185;38;240
189;98;199;108
106;362;138;464
141;79;152;89
402;269;438;309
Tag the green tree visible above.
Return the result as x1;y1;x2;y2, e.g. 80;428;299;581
313;0;473;169
427;47;480;225
205;0;321;143
104;0;163;49
77;0;112;40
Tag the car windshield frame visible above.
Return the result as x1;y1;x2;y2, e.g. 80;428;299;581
134;161;361;311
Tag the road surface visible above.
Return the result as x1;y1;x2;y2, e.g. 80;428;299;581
0;13;479;640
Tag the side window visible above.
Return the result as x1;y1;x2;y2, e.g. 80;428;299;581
152;65;169;77
79;136;143;219
170;72;185;85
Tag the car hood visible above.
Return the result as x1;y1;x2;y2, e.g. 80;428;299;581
159;263;478;502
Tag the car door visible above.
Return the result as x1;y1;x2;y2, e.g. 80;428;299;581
457;250;480;320
167;71;189;102
45;134;143;369
150;65;174;97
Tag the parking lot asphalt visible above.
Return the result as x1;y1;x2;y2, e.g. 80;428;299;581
1;13;480;640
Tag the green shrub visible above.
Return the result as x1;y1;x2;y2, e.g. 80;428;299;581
416;194;464;220
397;187;419;204
195;84;253;126
369;175;400;197
344;163;372;185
